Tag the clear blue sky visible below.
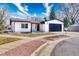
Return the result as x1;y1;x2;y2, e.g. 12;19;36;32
0;3;62;18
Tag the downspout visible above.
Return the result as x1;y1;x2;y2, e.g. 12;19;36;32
31;23;32;32
10;19;11;25
14;22;15;32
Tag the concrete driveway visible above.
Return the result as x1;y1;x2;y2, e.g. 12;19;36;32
51;37;79;56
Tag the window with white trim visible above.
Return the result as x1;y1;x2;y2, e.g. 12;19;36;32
21;24;28;28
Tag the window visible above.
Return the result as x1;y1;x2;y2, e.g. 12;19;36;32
21;24;28;28
21;24;24;28
25;24;28;28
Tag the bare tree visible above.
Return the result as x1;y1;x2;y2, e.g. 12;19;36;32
0;8;8;31
61;3;79;25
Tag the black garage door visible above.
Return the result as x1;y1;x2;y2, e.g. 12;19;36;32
49;24;62;32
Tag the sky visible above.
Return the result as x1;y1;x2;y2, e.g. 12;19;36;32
0;3;62;19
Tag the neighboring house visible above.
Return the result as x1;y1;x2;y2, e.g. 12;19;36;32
68;19;79;32
10;18;64;33
68;24;79;32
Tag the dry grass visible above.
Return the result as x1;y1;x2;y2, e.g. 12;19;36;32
0;37;21;45
13;32;54;37
44;35;69;41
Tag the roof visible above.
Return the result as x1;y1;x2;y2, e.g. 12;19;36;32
46;18;63;22
10;18;41;24
10;18;63;24
40;18;63;24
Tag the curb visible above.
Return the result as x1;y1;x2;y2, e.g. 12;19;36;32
38;37;72;56
31;42;48;56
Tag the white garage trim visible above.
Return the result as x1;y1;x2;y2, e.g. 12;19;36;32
45;19;64;32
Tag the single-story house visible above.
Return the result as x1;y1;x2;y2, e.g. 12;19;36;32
10;18;64;33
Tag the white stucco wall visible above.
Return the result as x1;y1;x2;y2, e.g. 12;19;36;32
45;20;64;32
12;22;31;32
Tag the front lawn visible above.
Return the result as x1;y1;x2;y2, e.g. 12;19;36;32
13;32;54;37
0;37;21;45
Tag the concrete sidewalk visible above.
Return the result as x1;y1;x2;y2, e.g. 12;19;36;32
0;32;64;40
